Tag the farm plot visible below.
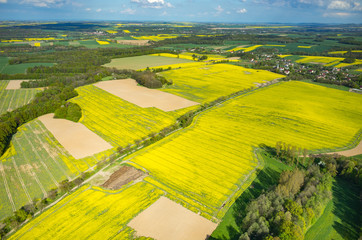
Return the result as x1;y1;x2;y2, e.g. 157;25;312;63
160;63;285;103
0;120;81;219
128;196;217;240
0;88;41;115
103;55;192;70
9;182;164;240
39;113;113;159
94;79;199;111
126;81;362;220
288;55;362;68
70;84;190;147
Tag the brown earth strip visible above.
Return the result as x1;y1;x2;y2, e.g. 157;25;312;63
101;165;146;190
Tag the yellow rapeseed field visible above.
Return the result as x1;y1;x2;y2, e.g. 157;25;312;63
106;30;117;34
96;40;109;45
298;46;312;48
228;45;263;52
160;63;285;103
295;55;362;67
70;85;186;147
127;81;362;219
9;182;163;239
133;34;179;41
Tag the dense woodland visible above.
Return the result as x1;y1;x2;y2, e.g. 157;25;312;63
237;144;361;240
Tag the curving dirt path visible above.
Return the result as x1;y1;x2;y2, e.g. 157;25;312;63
326;140;362;157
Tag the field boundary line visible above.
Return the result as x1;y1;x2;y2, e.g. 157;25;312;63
36;120;81;175
0;161;16;211
11;157;32;203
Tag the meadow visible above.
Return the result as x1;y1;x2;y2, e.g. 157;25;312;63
9;182;163;240
304;178;360;240
125;81;362;220
160;63;285;103
0;57;54;74
103;55;192;70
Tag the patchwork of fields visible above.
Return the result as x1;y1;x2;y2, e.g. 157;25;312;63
280;55;362;68
0;119;114;218
125;81;362;221
7;80;362;239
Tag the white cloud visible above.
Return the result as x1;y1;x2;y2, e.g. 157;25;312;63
328;1;351;9
85;8;91;11
0;0;7;3
237;8;247;13
21;0;64;7
96;8;102;12
120;8;136;14
215;5;224;12
323;12;352;16
131;0;173;8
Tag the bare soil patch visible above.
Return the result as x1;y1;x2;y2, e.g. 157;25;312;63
5;80;30;89
94;79;199;111
117;40;150;46
101;165;146;190
128;196;217;240
38;113;112;159
327;140;362;157
309;62;326;65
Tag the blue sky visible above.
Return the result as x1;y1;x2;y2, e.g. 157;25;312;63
0;0;361;23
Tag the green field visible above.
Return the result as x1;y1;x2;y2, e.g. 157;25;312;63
103;55;192;70
126;81;362;220
0;57;54;74
305;178;360;240
0;88;41;114
0;119;111;219
78;40;131;49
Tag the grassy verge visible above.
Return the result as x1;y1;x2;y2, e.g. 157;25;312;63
210;151;292;240
305;177;360;240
